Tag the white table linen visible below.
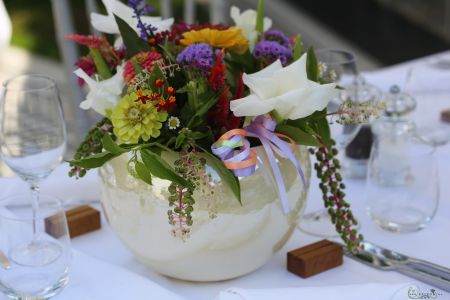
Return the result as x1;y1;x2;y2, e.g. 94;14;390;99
215;283;419;300
56;250;185;300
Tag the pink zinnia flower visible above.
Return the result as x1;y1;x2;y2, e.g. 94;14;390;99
123;51;162;83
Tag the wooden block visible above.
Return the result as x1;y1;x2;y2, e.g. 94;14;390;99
441;109;450;123
287;240;343;278
45;205;101;238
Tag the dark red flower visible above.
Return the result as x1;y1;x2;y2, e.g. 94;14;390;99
208;49;226;91
74;56;96;86
65;34;106;48
208;86;242;134
233;72;244;99
135;89;152;104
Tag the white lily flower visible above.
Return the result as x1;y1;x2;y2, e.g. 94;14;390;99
230;54;338;120
74;64;125;116
91;0;174;35
230;6;272;50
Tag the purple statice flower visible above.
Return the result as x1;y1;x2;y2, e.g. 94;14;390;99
253;41;292;66
263;30;290;47
177;43;214;74
128;0;157;39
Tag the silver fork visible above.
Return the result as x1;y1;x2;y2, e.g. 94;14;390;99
342;241;450;292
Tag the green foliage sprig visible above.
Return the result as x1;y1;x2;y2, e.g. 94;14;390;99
167;147;215;240
311;142;363;253
68;117;113;178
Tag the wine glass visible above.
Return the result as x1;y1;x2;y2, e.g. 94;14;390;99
0;194;71;299
298;49;362;237
0;74;67;298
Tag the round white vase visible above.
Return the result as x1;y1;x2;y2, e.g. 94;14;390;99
99;145;311;281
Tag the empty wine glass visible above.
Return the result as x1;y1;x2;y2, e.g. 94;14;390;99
0;194;71;299
299;49;362;237
314;49;362;156
0;75;67;299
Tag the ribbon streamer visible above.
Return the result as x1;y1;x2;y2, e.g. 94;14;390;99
211;115;306;214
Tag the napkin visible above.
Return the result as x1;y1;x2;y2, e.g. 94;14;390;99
215;283;424;300
55;250;185;300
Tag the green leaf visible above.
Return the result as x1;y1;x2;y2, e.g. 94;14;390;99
131;60;143;74
226;50;256;74
89;48;112;79
190;131;209;140
306;47;319;82
311;117;332;147
293;34;302;61
187;92;219;128
175;134;186;149
198;146;242;205
140;149;191;188
276;124;321;146
102;135;127;154
135;161;152;185
176;84;190;94
287;109;332;147
69;151;118;169
114;14;149;59
256;0;264;35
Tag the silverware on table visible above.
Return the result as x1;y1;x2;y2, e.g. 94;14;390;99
342;241;450;292
0;250;11;270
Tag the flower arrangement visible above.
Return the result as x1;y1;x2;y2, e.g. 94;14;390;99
68;0;369;252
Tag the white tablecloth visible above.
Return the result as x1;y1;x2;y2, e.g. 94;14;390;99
2;52;450;300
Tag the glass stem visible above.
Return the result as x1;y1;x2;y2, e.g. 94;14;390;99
30;184;40;241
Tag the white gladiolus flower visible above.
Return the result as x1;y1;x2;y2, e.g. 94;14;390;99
230;54;338;120
91;0;173;35
74;65;125;116
230;6;272;50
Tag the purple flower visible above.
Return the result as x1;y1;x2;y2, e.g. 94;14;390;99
263;30;290;47
128;0;155;14
128;0;157;39
253;41;292;65
177;43;214;73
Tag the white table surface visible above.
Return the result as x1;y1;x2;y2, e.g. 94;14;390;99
2;52;450;299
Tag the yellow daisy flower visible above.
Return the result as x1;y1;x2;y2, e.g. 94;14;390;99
180;27;249;54
111;91;168;143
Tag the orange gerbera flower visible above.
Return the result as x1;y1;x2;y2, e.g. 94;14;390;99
180;27;249;54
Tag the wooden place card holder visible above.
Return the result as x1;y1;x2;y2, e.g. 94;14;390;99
45;205;101;238
287;240;343;278
441;109;450;123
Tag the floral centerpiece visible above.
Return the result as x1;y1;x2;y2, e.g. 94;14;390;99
67;0;369;280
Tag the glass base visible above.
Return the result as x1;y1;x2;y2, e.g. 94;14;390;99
2;240;66;299
298;209;361;238
369;208;431;233
9;240;62;268
2;271;69;300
